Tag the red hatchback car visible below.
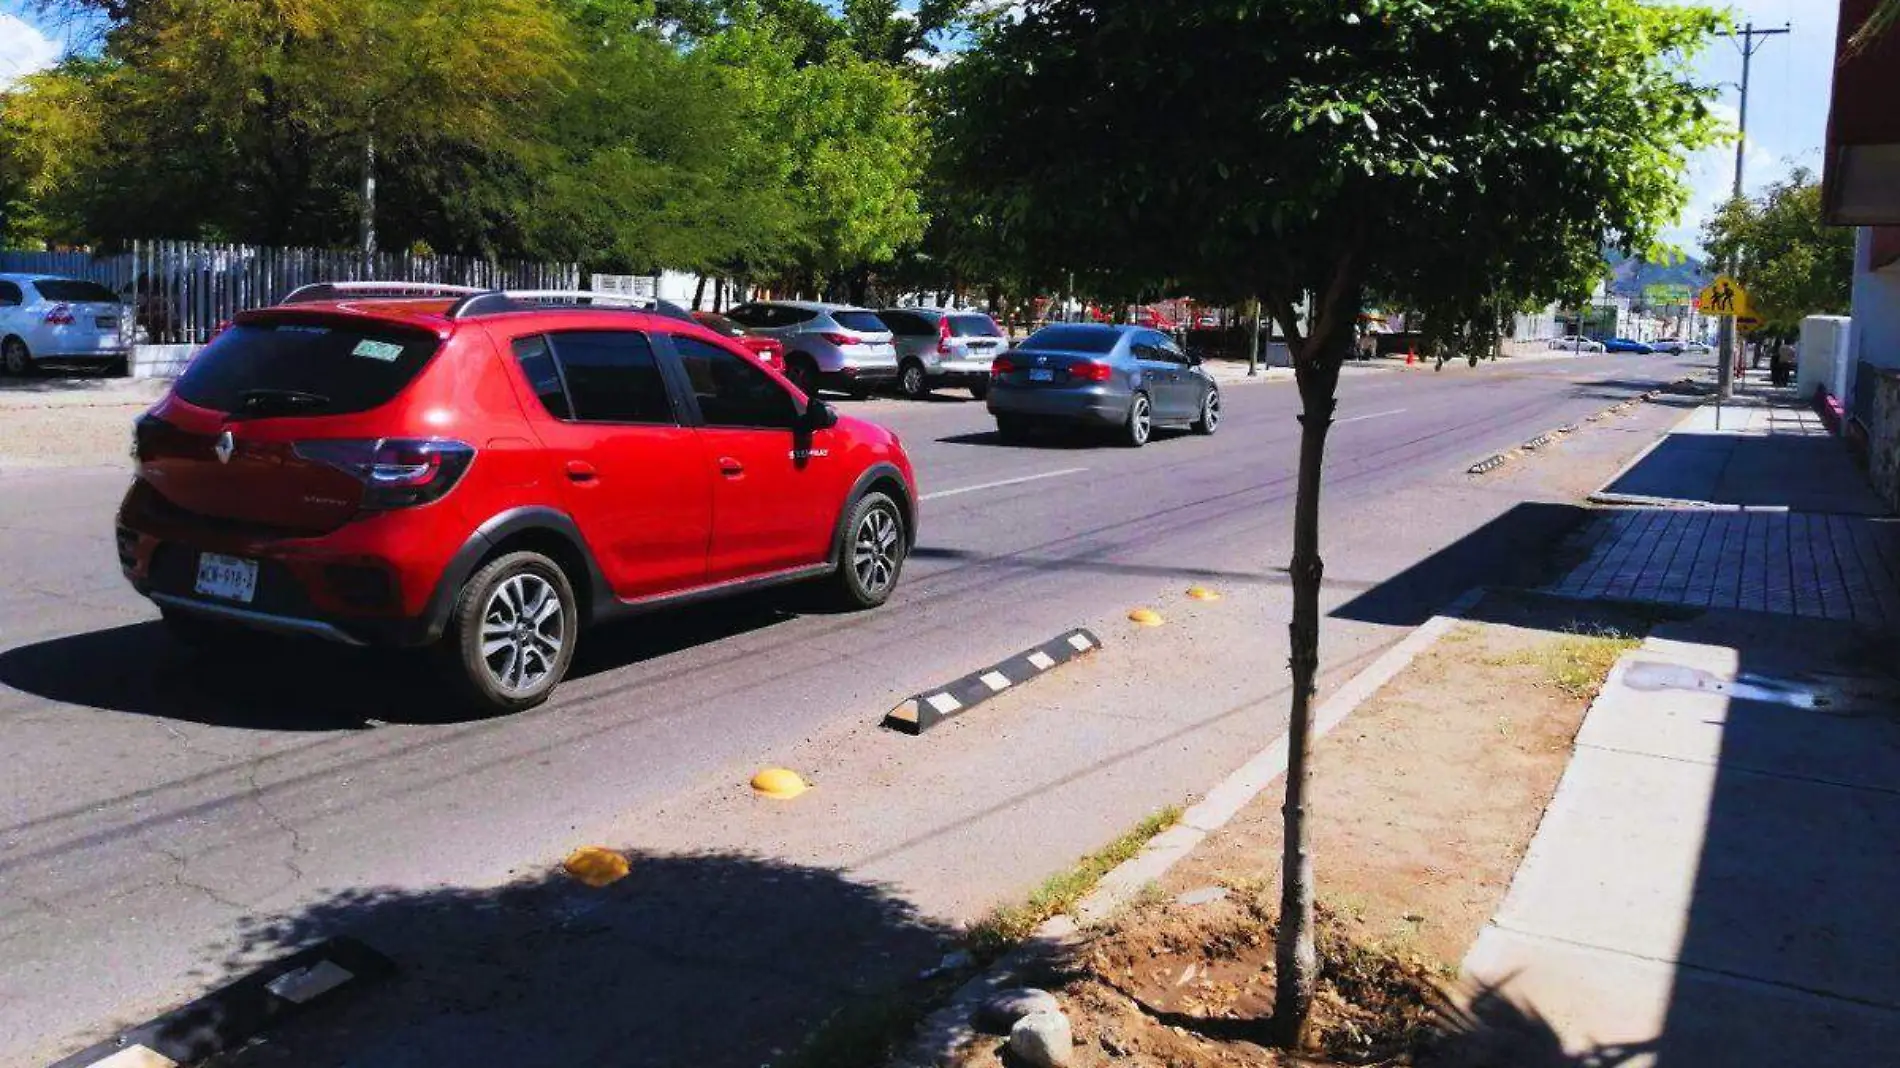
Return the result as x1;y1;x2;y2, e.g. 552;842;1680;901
117;283;917;711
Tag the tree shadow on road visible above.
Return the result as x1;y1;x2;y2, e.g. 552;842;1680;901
174;850;959;1068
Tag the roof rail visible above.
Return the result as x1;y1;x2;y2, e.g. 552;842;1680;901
445;289;696;324
280;281;486;305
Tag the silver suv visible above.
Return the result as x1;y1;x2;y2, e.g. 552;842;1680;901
724;300;898;398
879;307;1007;399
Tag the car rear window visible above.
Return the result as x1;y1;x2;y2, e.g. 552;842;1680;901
1021;326;1119;354
35;279;120;303
832;311;889;334
172;319;442;417
949;314;1002;337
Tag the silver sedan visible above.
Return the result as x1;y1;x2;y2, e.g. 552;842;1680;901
987;324;1220;447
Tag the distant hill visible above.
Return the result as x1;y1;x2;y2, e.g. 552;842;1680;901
1605;249;1710;304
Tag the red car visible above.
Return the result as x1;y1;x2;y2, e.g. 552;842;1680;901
693;310;786;371
118;282;917;711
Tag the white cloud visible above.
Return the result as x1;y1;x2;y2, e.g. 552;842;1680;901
1660;102;1786;256
0;13;59;90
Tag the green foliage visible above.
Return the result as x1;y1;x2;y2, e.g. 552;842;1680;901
1701;168;1854;332
940;0;1725;367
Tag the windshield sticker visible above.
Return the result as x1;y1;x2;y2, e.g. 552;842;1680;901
353;339;405;362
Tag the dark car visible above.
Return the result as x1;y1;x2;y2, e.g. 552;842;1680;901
1603;337;1654;354
118;282;917;712
986;323;1219;447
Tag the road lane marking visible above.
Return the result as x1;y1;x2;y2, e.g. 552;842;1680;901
921;467;1089;501
1335;407;1408;425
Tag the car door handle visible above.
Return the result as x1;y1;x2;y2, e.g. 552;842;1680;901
565;461;598;483
717;457;745;478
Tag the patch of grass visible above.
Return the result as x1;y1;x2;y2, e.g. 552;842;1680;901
773;974;962;1068
1490;627;1640;700
967;805;1182;960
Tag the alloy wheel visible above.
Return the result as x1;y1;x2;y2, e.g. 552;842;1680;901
852;504;901;596
1204;391;1221;431
479;573;565;694
1131;395;1152;444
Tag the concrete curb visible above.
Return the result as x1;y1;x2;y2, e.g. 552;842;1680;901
882;629;1102;735
45;938;393;1068
890;589;1486;1067
1469;390;1663;478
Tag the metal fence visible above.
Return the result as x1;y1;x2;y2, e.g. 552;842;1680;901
0;242;579;344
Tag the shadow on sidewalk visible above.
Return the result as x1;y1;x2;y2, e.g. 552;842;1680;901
198;851;958;1068
1600;432;1890;514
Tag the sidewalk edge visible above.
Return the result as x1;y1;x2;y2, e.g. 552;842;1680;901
890;587;1486;1067
1588;401;1708;502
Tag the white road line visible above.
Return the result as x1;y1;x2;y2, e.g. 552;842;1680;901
920;467;1089;501
1335;407;1408;425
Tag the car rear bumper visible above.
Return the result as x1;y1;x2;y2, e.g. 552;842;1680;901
933;357;995;380
987;384;1126;425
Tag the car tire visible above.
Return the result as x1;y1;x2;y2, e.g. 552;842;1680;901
1192;388;1221;435
995;414;1030;441
787;355;821;398
1122;392;1153;448
2;337;34;377
830;490;906;609
439;550;577;714
897;360;929;399
968;379;989;401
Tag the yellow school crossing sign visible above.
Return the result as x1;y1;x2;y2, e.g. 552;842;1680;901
1696;275;1752;318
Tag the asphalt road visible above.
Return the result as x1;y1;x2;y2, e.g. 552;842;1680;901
0;351;1705;1065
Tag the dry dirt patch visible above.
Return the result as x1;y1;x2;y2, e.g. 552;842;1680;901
951;594;1649;1067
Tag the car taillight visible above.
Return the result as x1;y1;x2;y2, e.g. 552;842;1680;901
991;355;1017;378
1071;361;1114;382
937;317;953;355
44;303;75;326
292;438;476;509
820;332;857;346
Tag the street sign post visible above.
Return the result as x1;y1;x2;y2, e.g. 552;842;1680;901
1695;275;1753;429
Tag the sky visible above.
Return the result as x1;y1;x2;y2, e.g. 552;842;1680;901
1;0;1847;257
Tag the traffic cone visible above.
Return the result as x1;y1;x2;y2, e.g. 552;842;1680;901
1406;349;1415;365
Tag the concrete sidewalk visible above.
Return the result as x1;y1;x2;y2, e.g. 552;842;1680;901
1463;610;1900;1065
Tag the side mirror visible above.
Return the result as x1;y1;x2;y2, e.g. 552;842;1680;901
801;399;839;431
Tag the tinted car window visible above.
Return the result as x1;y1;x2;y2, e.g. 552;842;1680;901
673;335;798;429
724;305;770;328
949;314;1002;337
34;279;120;303
1020;326;1120;354
694;313;745;338
511;335;573;420
547;331;674;424
0;282;21;306
832;311;888;334
173;319;441;417
878;311;928;335
783;307;818;325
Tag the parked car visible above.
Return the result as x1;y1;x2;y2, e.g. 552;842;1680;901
1603;337;1654;354
116;281;917;713
723;300;898;398
1680;339;1713;354
987;323;1219;447
1549;336;1606;353
693;310;785;371
1651;337;1687;354
0;273;131;376
878;307;1008;399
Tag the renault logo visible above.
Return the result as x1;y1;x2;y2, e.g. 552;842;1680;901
214;430;234;464
1036;355;1049;366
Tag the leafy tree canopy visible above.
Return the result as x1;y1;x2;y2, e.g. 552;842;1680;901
1701;167;1854;332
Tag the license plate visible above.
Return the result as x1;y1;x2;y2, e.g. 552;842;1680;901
95;316;118;330
194;552;258;603
1028;368;1055;382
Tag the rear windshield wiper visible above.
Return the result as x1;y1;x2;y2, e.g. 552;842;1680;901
235;388;331;415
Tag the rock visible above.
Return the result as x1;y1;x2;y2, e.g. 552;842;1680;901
1008;1010;1074;1068
917;949;973;979
1175;886;1229;908
975;987;1061;1033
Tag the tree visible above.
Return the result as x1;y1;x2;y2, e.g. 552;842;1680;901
941;0;1720;1044
1702;168;1854;332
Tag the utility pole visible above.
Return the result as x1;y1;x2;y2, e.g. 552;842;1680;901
359;132;377;271
1713;20;1789;401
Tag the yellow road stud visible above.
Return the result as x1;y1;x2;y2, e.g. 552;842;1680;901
751;767;810;800
563;846;630;888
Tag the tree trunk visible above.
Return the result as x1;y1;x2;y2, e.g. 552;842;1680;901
1267;274;1356;1051
693;274;709;311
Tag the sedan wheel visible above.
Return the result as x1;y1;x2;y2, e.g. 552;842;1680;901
1122;392;1152;448
898;361;928;399
441;550;577;713
1193;388;1221;435
2;338;32;377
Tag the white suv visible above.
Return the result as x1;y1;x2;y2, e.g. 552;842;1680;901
723;300;898;398
0;273;131;376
